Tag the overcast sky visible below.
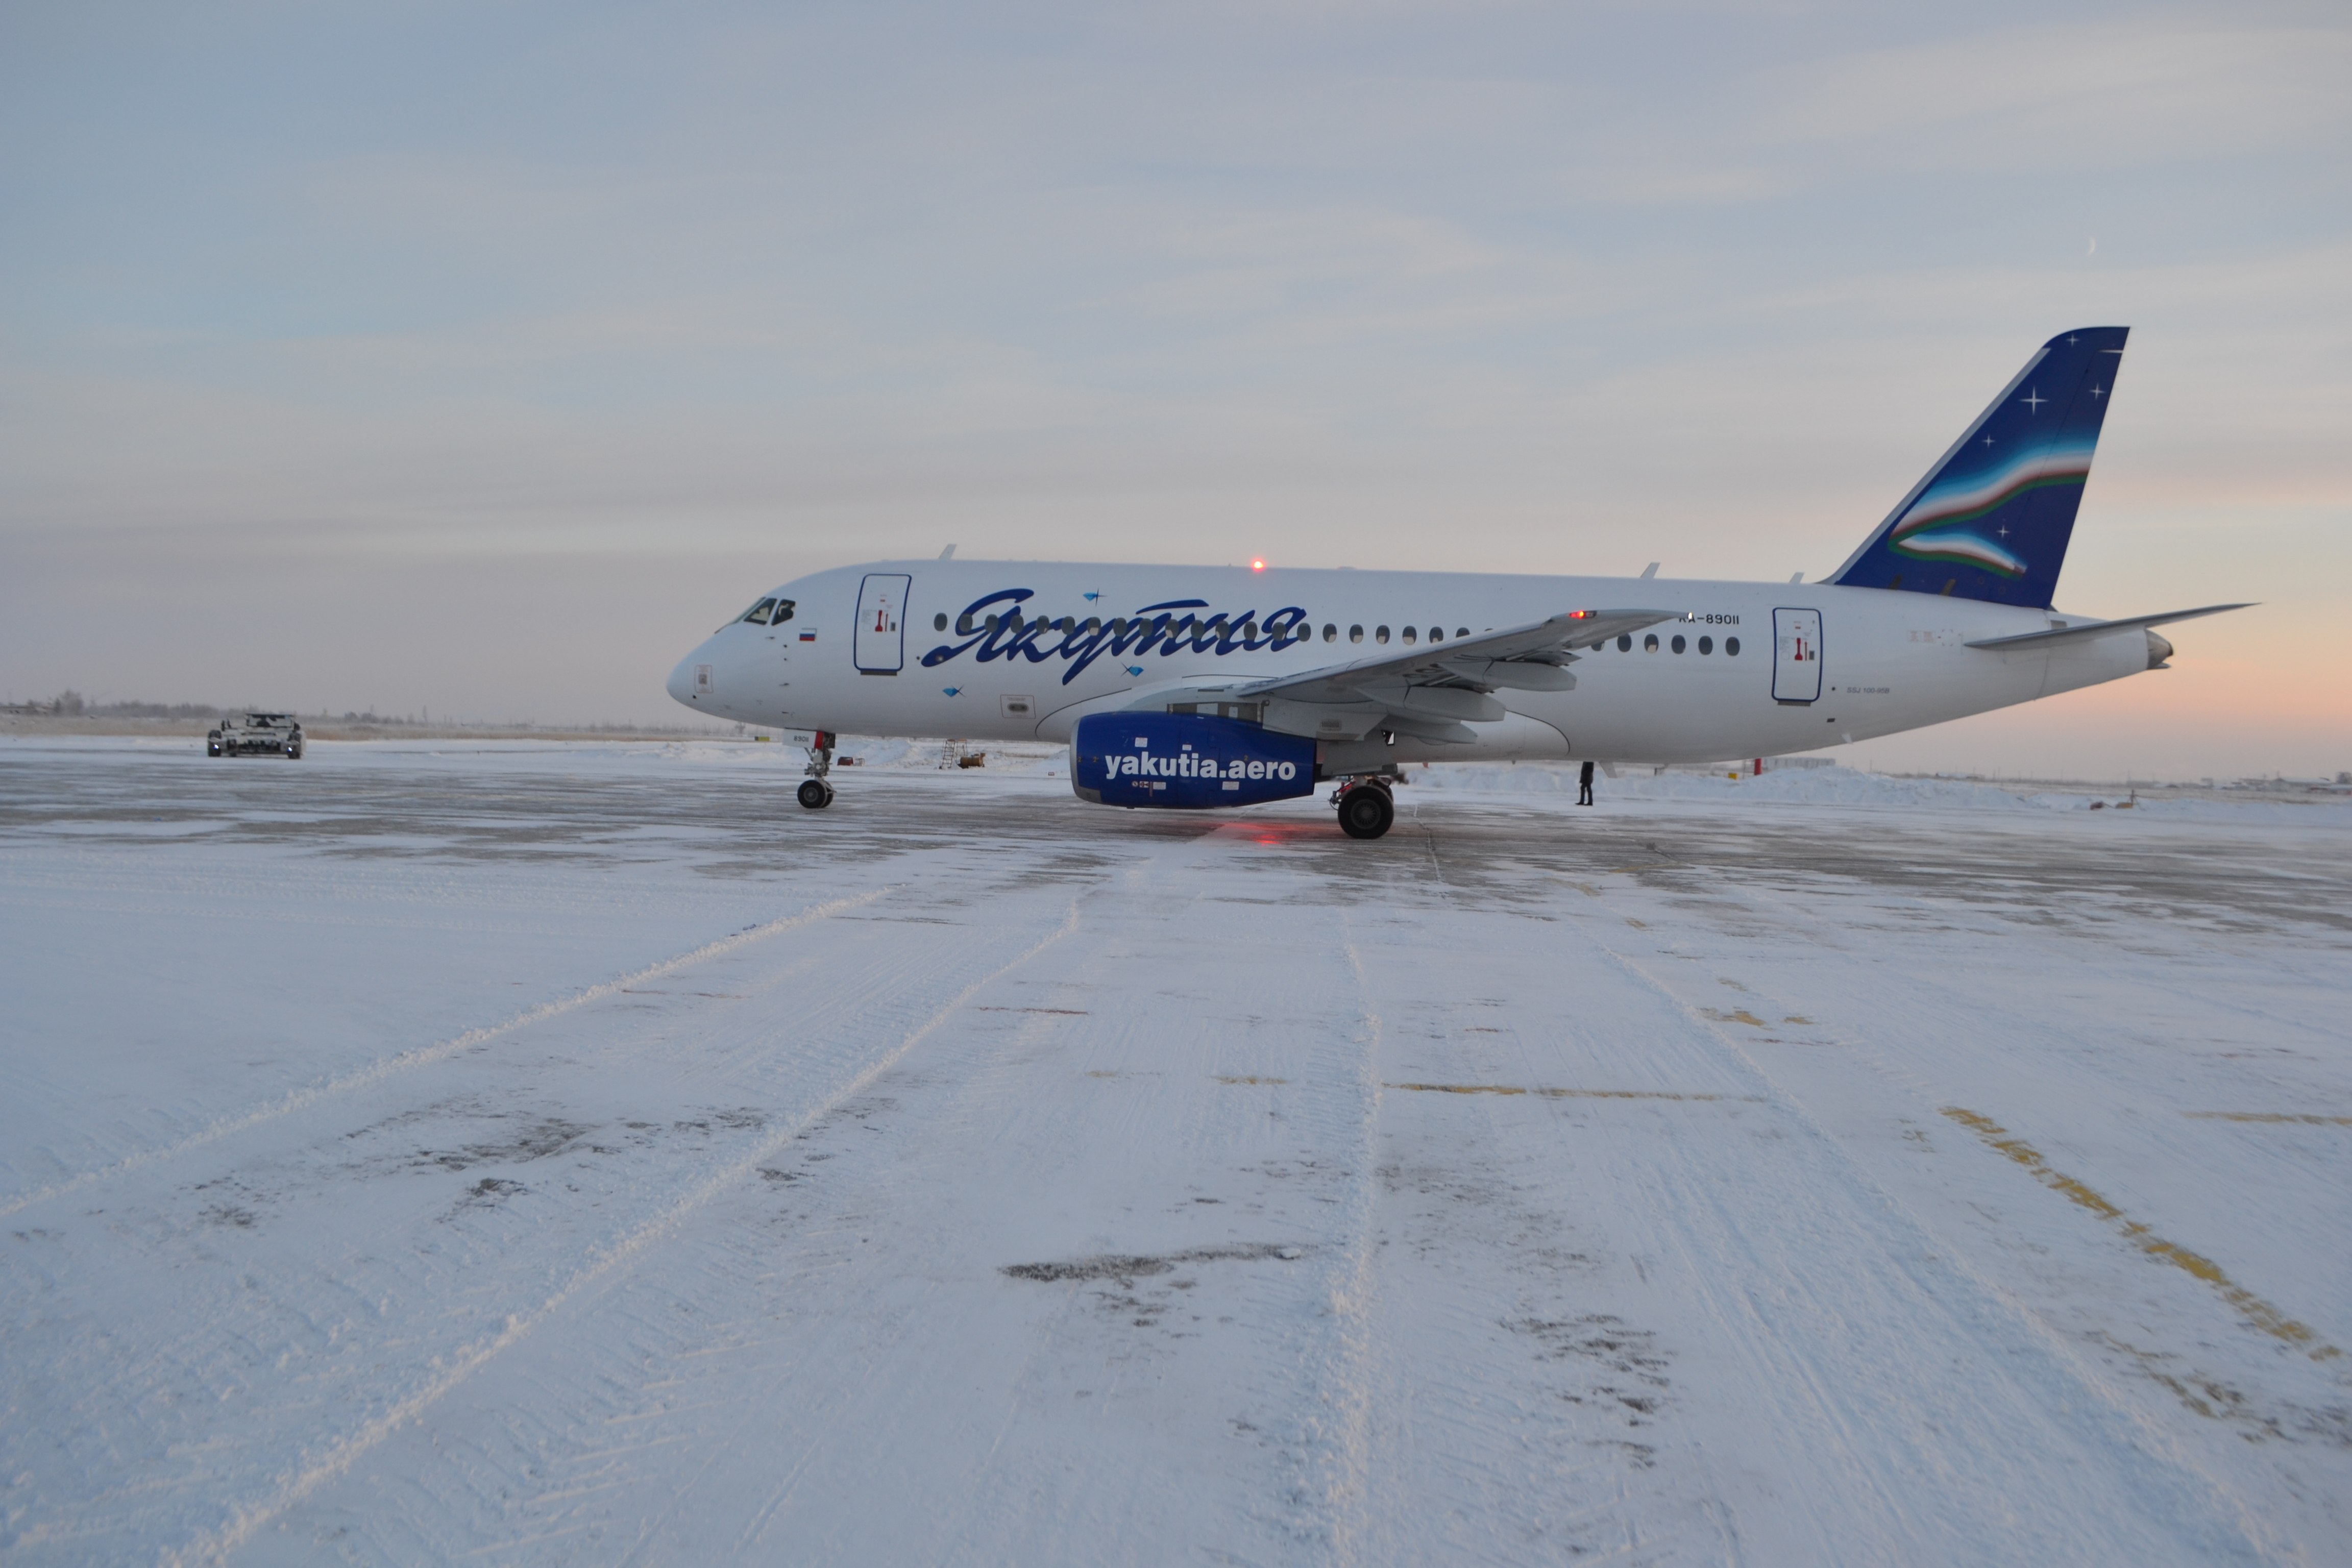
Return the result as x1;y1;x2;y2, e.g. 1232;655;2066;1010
4;1;2346;775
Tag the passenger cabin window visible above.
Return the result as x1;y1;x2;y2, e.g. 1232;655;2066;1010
741;598;778;625
1671;634;1686;654
1401;626;1417;645
1698;635;1713;654
1350;625;1364;643
934;613;948;631
1324;624;1338;642
1376;625;1390;644
1429;627;1443;642
1644;633;1660;652
1616;634;1631;652
1725;636;1741;656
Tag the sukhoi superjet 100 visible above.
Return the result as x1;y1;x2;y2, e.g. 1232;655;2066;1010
669;327;2246;839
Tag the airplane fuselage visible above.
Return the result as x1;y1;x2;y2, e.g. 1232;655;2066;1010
667;560;2153;766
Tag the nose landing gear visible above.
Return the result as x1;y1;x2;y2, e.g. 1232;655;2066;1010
798;730;838;810
1333;778;1395;840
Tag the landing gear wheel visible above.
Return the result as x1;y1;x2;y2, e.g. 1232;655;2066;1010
797;778;835;810
1337;785;1394;840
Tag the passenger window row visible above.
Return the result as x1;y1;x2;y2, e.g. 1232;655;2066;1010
935;612;1281;639
1316;624;1467;645
905;607;1738;660
1615;632;1738;656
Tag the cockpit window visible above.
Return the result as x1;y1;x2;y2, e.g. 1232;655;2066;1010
770;599;794;623
740;597;778;625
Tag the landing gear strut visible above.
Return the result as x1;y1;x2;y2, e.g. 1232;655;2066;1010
1332;777;1395;840
798;730;837;810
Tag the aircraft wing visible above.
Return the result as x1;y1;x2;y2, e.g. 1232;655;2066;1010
1219;608;1682;744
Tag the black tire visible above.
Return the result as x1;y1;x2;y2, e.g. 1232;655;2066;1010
797;778;833;810
1337;785;1394;840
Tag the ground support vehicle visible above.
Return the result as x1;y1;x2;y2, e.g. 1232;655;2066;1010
207;714;306;758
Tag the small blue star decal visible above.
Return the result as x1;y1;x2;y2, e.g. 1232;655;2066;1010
942;687;961;697
1125;665;1144;677
1083;590;1100;601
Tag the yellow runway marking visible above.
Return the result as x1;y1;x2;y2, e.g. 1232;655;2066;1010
1214;1075;1288;1086
1388;1083;1763;1102
2184;1112;2352;1126
1941;1107;2340;1360
1702;1008;1768;1027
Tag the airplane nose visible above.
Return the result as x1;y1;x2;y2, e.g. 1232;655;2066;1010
667;646;706;709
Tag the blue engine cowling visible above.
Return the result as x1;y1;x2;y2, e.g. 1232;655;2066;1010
1071;712;1316;808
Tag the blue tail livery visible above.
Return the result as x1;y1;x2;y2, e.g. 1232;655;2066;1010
1829;327;2128;607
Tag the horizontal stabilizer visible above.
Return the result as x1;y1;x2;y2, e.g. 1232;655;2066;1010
1964;603;2252;651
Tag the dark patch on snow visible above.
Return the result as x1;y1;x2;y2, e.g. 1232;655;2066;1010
1512;1314;1673;1429
1003;1243;1305;1285
415;1116;590;1171
458;1177;526;1209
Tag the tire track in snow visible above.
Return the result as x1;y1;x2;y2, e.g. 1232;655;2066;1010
1569;885;2275;1562
0;889;890;1219
1270;908;1384;1563
166;900;1083;1568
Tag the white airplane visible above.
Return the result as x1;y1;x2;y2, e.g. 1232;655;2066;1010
669;327;2246;839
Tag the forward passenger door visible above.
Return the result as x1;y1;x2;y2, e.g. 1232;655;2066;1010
855;574;911;674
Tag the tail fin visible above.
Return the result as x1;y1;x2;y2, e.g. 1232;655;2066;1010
1828;327;2128;607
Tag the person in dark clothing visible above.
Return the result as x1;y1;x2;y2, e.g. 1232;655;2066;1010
1578;760;1595;806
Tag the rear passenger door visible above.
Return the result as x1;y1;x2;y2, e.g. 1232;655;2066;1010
1772;607;1822;704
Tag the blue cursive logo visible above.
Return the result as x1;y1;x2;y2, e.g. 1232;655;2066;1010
921;591;1312;685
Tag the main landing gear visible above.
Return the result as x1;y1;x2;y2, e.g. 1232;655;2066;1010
798;730;838;810
1333;777;1395;840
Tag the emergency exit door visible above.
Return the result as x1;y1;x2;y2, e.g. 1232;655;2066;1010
1772;607;1822;703
854;574;911;673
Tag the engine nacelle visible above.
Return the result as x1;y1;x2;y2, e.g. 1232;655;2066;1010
1071;712;1316;808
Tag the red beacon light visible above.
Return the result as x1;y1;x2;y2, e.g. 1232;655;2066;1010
1567;609;1597;619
